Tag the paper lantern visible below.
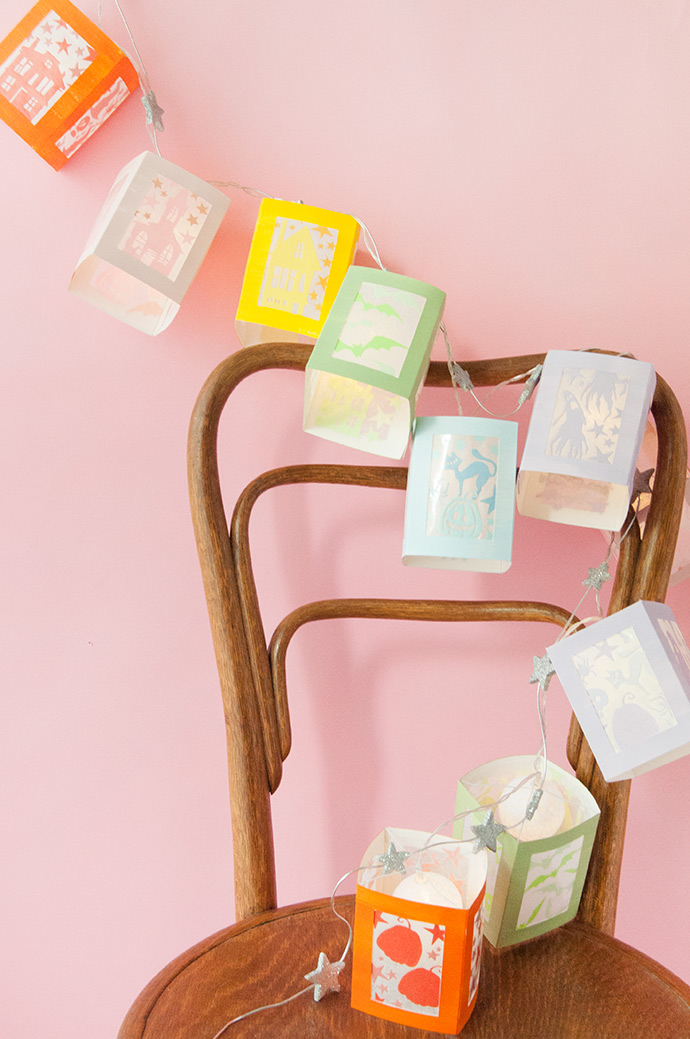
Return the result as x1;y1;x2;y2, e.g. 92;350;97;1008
547;601;690;782
516;351;656;530
403;415;518;571
235;198;360;346
604;419;690;586
303;266;445;459
351;827;487;1034
0;0;138;170
69;151;230;334
454;757;600;950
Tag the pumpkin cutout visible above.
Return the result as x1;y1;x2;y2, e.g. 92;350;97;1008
376;920;422;967
399;967;442;1008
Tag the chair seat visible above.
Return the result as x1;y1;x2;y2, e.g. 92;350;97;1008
119;896;690;1039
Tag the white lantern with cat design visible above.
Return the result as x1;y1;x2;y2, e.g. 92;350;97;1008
403;416;518;572
516;351;656;530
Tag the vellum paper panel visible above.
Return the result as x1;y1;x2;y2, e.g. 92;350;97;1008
331;282;426;378
546;367;630;462
257;217;338;320
55;75;130;158
303;370;408;456
403;417;517;571
425;433;499;541
572;626;678;755
372;911;445;1017
516;834;584;930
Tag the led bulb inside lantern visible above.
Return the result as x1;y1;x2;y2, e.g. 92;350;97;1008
495;775;566;841
394;871;464;909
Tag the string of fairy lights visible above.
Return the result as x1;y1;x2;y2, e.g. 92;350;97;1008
79;4;658;1032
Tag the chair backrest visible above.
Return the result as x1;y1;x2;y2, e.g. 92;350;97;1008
187;343;687;926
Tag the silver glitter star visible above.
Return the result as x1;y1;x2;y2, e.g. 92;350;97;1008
583;560;612;593
632;467;654;501
142;90;165;131
529;652;556;690
304;952;345;1001
376;841;410;875
471;810;506;853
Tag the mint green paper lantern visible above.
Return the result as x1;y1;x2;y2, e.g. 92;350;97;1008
403;416;518;572
454;756;600;949
303;266;446;459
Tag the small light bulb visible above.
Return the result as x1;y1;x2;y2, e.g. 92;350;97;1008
495;775;566;841
394;871;464;909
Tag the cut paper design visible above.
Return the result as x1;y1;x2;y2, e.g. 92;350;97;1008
517;351;656;530
69;152;229;335
352;827;486;1034
0;1;138;169
455;757;599;949
516;834;584;929
331;282;426;378
372;912;445;1017
548;601;690;781
572;626;677;754
546;366;630;462
403;416;518;572
256;217;337;320
425;433;499;541
118;173;213;282
1;10;93;124
55;76;130;158
305;266;445;460
235;199;359;346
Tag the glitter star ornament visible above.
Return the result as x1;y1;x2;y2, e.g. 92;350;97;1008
583;560;612;593
69;151;229;334
304;953;345;1001
471;810;506;853
376;841;409;875
516;350;656;530
0;0;139;169
529;652;556;690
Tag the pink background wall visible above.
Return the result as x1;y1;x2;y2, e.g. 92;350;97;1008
1;2;689;1037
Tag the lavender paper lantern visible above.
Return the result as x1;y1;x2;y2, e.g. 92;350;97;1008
547;601;690;782
516;351;656;530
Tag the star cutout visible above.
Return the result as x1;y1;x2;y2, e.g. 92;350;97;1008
142;90;164;131
632;467;654;501
583;560;612;593
304;953;345;1001
529;652;556;690
376;841;409;875
471;810;506;853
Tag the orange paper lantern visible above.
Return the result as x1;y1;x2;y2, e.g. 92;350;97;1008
0;0;138;169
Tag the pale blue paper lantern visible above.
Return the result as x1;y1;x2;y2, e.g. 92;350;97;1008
403;416;518;572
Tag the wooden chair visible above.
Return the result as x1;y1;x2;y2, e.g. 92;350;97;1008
119;344;690;1039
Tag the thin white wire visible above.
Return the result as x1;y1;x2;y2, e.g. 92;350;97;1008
111;0;162;155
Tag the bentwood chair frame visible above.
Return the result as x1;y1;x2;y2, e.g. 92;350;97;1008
119;344;690;1039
